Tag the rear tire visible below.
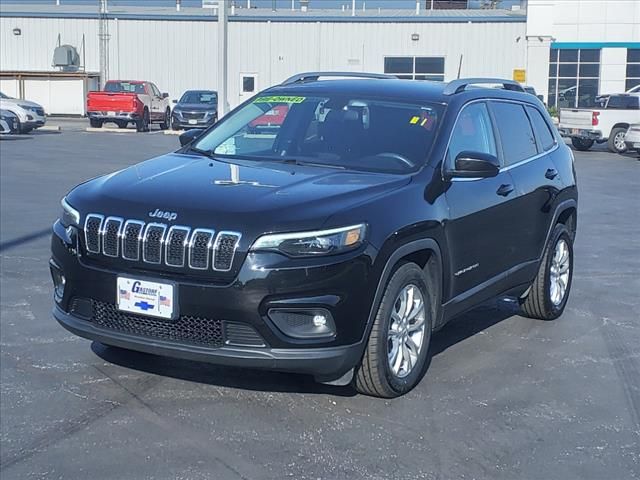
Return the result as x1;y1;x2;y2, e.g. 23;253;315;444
89;118;103;129
571;137;593;151
607;127;628;154
355;263;432;398
160;108;171;130
136;109;150;133
116;120;128;129
520;224;573;321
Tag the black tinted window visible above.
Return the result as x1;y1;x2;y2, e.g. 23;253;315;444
607;95;639;110
491;102;537;165
526;106;555;152
447;102;497;167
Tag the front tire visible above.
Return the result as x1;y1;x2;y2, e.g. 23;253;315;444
136;109;150;133
571;137;593;151
89;118;103;129
355;263;432;398
607;127;628;154
160;108;171;130
520;224;573;320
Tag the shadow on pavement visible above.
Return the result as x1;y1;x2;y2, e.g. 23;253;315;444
91;298;520;396
0;227;51;252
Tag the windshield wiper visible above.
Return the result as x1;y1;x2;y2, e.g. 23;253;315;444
272;157;346;170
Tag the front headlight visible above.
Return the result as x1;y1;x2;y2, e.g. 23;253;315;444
60;197;80;227
250;224;366;258
18;104;36;112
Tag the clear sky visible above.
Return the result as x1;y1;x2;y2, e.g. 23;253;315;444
0;0;521;10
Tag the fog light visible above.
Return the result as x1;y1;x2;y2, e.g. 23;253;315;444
49;259;66;303
313;314;327;327
268;308;336;339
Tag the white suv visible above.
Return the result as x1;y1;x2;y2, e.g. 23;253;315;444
0;92;47;133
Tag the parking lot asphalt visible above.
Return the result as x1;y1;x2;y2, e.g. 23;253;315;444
1;125;639;480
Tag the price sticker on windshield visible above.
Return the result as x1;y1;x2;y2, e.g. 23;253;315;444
254;96;306;104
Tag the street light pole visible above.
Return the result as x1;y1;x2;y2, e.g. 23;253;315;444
218;0;229;116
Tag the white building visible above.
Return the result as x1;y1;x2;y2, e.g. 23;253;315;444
0;0;638;115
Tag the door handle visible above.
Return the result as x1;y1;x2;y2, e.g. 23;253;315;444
545;168;559;180
496;184;514;197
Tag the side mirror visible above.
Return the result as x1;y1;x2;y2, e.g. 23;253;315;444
450;151;500;178
179;129;203;147
537;94;544;102
172;99;178;104
162;92;169;99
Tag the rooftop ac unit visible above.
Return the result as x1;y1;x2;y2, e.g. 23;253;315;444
53;44;80;69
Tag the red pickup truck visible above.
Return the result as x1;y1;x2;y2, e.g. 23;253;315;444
87;80;172;132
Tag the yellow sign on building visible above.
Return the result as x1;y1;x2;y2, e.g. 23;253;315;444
513;69;526;83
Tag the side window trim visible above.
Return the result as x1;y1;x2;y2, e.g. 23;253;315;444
523;105;544;155
445;100;502;171
488;99;551;171
526;105;558;152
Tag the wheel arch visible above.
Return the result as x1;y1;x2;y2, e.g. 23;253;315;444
611;123;630;132
362;238;444;344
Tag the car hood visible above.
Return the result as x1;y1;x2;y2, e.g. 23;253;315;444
68;152;410;236
175;103;217;112
0;98;42;109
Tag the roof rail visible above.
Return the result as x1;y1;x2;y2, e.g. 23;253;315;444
443;78;524;95
281;71;397;85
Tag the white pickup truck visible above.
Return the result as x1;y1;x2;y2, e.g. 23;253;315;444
558;93;640;153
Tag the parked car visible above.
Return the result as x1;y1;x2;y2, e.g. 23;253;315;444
0;109;19;134
558;93;640;153
52;74;577;398
0;92;47;133
595;84;640;106
171;90;218;130
86;80;172;132
624;124;640;154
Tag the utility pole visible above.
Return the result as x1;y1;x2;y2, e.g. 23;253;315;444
98;0;109;88
218;0;229;116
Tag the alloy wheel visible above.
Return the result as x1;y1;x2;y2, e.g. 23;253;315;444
549;238;570;306
387;284;426;378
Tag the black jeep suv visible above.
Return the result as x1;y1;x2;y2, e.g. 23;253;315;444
51;73;577;398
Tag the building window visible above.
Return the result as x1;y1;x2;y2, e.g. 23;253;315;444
548;48;600;108
626;49;640;91
384;57;445;82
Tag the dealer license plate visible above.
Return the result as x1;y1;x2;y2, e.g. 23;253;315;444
571;128;581;135
188;119;198;125
116;277;175;319
107;111;117;117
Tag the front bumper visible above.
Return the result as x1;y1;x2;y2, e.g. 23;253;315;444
51;221;376;379
171;115;216;130
54;305;362;378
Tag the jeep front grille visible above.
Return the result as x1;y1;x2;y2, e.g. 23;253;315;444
83;213;241;271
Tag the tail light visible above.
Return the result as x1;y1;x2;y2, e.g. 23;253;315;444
592;111;600;126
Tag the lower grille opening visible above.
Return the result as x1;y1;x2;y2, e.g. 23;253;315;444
91;300;224;348
72;299;267;349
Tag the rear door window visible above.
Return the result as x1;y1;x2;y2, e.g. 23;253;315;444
526;106;556;152
491;102;538;165
447;102;497;168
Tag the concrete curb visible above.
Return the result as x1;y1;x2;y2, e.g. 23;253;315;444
86;127;138;133
164;130;184;135
39;125;62;132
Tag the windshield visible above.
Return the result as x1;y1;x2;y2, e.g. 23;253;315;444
193;94;442;173
180;91;217;105
104;82;146;94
